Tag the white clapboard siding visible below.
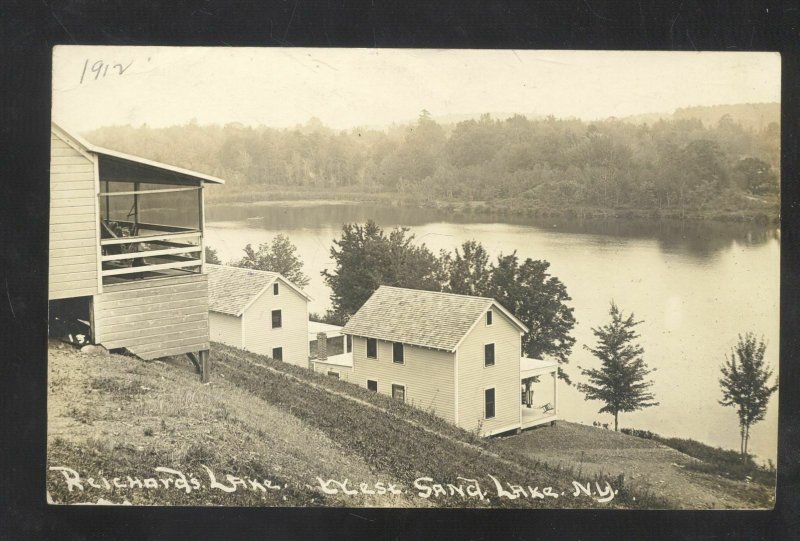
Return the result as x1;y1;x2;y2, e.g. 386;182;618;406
456;307;522;435
242;277;309;368
351;337;456;423
311;361;353;383
209;311;243;348
49;130;98;300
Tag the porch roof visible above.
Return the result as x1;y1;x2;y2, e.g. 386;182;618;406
308;321;344;339
520;356;558;379
312;353;353;368
52;122;225;185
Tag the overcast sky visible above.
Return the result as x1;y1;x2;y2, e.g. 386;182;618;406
52;47;781;133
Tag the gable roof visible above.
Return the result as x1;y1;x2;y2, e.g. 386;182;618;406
207;264;311;316
51;122;225;185
341;286;528;352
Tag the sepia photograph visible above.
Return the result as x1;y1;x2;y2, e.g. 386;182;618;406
46;46;780;509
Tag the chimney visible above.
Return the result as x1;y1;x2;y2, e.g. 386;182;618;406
316;332;328;360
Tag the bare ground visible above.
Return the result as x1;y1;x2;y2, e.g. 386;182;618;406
47;339;418;507
492;422;775;509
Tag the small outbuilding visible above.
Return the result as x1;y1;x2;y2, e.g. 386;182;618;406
207;264;311;367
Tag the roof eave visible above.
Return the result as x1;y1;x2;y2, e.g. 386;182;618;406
340;331;457;353
451;301;529;352
51;121;226;185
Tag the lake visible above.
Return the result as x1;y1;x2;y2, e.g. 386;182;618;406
204;201;780;462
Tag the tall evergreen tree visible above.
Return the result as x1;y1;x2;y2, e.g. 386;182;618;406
577;302;658;431
719;333;778;456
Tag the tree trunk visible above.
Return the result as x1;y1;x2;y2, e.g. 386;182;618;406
740;426;745;456
743;424;750;457
614;412;619;432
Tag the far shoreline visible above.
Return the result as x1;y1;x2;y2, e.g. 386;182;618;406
204;191;780;226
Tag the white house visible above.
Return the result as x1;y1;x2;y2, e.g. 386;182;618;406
342;286;559;436
207;264;311;367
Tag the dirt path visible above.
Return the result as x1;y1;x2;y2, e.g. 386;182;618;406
493;422;774;509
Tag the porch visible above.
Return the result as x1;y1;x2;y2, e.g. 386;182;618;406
520;356;559;429
308;321;353;365
98;164;208;284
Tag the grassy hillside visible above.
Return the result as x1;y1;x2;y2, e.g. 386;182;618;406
47;340;771;509
48;340;666;508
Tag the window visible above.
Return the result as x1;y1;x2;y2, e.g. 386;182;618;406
327;371;340;379
271;309;282;328
485;388;496;419
346;335;352;353
273;282;280;295
484;343;495;367
392;384;406;402
367;380;378;392
392;342;404;364
272;347;283;361
486;310;493;326
366;338;377;359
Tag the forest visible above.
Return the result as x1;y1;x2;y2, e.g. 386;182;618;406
84;103;780;222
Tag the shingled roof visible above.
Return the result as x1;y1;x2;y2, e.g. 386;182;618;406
341;286;528;352
207;264;310;316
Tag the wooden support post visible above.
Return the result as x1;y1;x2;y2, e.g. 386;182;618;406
186;352;200;372
199;350;210;383
186;351;210;382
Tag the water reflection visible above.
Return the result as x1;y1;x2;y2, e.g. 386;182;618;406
204;202;778;260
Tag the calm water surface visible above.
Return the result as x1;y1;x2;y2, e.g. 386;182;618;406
205;202;780;462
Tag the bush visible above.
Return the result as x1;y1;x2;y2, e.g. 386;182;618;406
620;428;656;440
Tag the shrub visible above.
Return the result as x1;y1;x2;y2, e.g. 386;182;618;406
620;428;656;440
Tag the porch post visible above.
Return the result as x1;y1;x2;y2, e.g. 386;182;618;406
105;180;110;221
198;183;205;274
133;182;140;229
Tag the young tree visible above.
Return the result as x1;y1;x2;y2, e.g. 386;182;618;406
234;234;310;287
205;246;222;265
719;333;778;457
322;221;444;321
485;252;576;382
577;302;658;431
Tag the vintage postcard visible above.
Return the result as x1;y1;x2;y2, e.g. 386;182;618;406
47;47;780;509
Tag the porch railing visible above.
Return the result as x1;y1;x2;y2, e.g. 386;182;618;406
100;221;203;279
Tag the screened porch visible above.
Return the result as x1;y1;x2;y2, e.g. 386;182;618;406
96;149;222;285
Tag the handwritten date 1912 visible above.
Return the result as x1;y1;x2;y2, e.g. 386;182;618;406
80;59;134;84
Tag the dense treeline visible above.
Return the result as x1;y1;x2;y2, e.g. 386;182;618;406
85;105;779;217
